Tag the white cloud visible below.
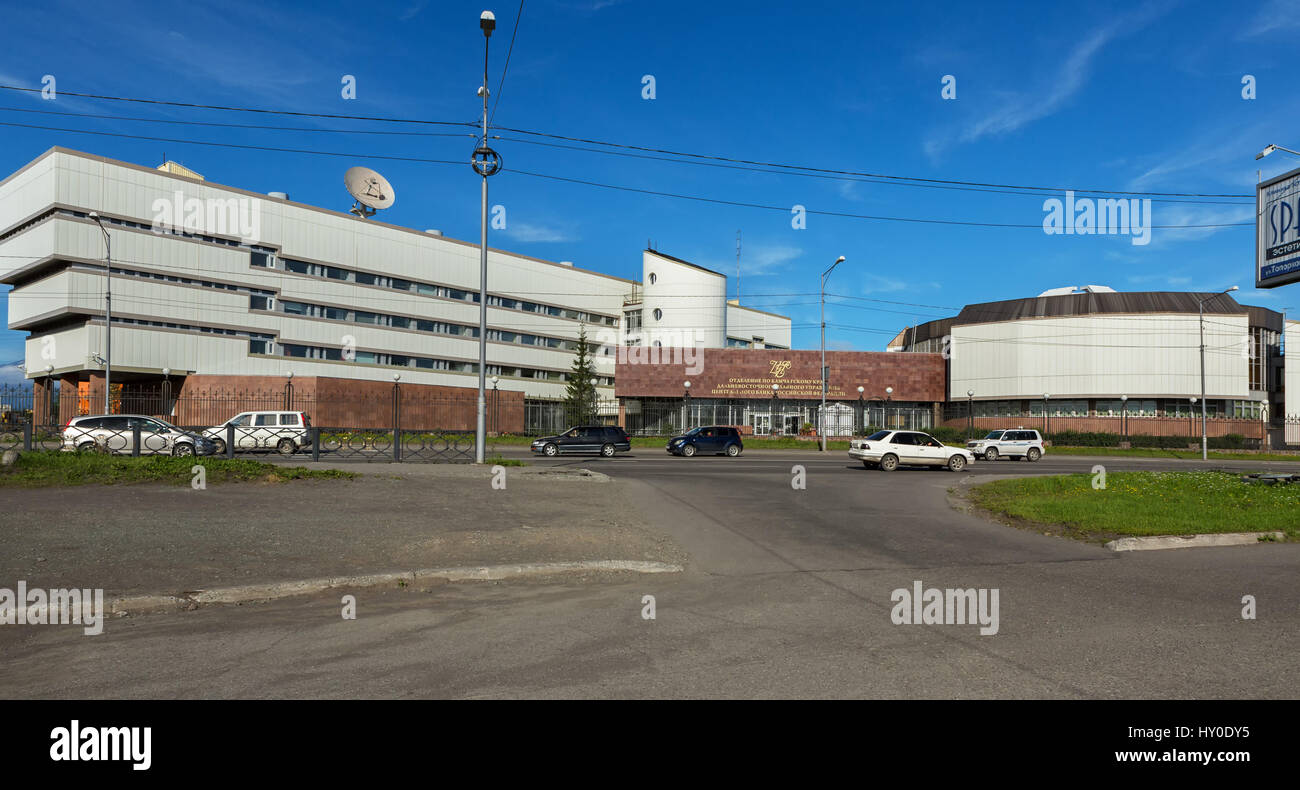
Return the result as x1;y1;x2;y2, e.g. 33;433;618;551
924;4;1168;159
503;222;572;243
1239;0;1300;37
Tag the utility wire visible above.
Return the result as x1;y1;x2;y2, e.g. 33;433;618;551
0;83;1252;199
489;0;524;127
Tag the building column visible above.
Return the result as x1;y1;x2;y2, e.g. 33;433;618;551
58;373;83;420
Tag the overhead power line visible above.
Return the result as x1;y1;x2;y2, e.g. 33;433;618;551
0;84;1253;199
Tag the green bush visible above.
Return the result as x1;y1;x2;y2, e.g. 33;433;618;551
1044;430;1251;450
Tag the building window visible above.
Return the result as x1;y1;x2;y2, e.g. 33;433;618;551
648;272;657;285
653;308;663;321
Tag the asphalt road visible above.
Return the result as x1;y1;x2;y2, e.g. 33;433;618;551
2;449;1298;698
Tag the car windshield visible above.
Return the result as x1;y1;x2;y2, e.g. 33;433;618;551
865;430;891;441
684;427;703;436
984;431;1004;440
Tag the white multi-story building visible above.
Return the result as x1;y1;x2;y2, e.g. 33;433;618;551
891;286;1282;426
0;148;790;406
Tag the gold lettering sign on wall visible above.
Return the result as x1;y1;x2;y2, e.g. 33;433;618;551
769;360;792;378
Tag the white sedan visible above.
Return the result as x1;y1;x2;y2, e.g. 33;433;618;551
849;429;976;472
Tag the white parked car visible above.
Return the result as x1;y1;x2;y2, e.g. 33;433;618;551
966;429;1045;461
849;429;976;472
202;411;313;455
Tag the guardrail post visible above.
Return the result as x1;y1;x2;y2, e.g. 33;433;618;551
226;425;235;459
131;425;141;457
311;427;320;462
23;422;32;452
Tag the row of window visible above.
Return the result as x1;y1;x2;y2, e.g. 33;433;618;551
954;398;1264;419
253;295;603;353
110;265;275;297
262;341;611;385
259;253;619;327
63;209;276;254
114;316;274;342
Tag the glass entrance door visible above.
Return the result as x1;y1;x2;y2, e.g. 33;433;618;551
751;413;772;436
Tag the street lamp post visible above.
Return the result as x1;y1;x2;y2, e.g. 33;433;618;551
1189;396;1197;437
45;364;54;426
1120;395;1128;439
967;389;975;439
771;383;778;437
857;385;865;436
284;371;294;410
161;367;172;419
820;255;847;452
884;386;893;429
1043;394;1050;435
472;10;501;465
490;375;499;435
683;380;691;431
88;212;112;414
1199;286;1239;460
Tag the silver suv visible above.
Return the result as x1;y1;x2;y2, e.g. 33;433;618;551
62;415;217;456
202;411;313;455
966;429;1045;461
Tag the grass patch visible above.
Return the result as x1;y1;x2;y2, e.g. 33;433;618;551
485;454;527;467
967;470;1300;542
1047;446;1300;462
0;451;355;487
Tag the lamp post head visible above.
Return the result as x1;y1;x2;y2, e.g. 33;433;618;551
967;389;974;397
1227;285;1239;292
683;381;691;389
857;385;865;394
162;367;170;377
491;375;498;386
286;371;293;379
480;10;496;36
1121;395;1127;402
46;364;53;375
1257;144;1277;160
772;383;779;391
393;373;401;382
835;255;845;264
885;386;893;395
1191;397;1198;403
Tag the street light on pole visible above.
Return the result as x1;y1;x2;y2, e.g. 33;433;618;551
683;380;691;431
820;255;847;452
1120;395;1128;439
88;212;112;414
884;386;893;429
967;389;975;439
1256;144;1300;160
1043;393;1050;435
1199;286;1238;460
472;9;501;464
857;385;865;436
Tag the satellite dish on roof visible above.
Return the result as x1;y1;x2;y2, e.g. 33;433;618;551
344;166;395;218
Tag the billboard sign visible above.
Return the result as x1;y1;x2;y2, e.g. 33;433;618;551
1257;166;1300;288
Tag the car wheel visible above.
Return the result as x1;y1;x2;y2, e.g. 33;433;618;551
984;447;999;461
77;441;99;454
543;443;559;457
211;438;226;455
947;454;967;472
277;438;297;455
600;443;616;457
879;453;898;471
682;444;697;457
725;443;740;457
172;443;194;457
1027;447;1041;461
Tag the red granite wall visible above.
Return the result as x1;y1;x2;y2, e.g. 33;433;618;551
614;347;947;402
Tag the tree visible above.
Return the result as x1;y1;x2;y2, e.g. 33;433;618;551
564;324;600;426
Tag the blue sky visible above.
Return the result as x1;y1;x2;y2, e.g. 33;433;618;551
2;0;1300;365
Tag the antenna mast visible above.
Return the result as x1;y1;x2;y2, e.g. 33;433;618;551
735;230;742;302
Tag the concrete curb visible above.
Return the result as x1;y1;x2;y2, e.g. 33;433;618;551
1104;531;1285;552
109;560;683;616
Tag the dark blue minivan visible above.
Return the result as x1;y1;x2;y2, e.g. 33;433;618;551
666;426;743;457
